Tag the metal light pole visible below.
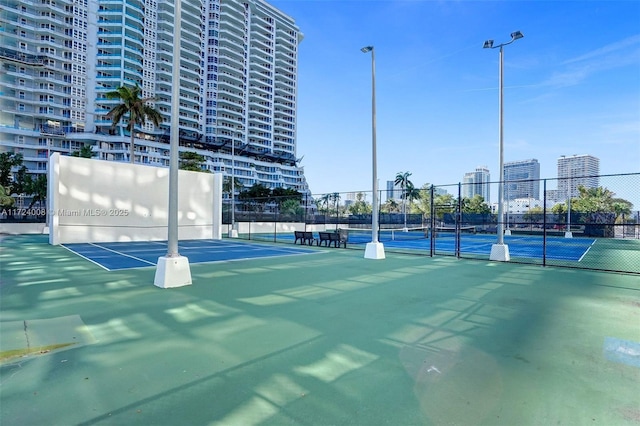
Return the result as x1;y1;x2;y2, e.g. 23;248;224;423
154;0;192;287
361;45;385;260
484;31;523;262
565;174;573;238
228;129;237;238
505;182;511;235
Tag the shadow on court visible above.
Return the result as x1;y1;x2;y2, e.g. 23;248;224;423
1;234;639;425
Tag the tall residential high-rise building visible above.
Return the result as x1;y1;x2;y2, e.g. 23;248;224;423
0;0;309;194
462;166;490;201
557;154;600;200
503;159;540;200
385;180;401;201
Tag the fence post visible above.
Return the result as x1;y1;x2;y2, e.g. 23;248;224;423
542;179;547;266
456;182;461;258
430;185;435;257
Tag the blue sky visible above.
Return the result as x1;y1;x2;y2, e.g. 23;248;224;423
270;0;640;205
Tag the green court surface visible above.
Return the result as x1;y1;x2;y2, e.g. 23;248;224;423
1;235;639;425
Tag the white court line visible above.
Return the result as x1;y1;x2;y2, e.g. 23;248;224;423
88;242;157;266
114;249;325;270
61;244;111;271
578;239;597;262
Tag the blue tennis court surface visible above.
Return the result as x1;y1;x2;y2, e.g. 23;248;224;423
432;235;595;261
63;239;319;271
330;230;596;262
381;234;596;261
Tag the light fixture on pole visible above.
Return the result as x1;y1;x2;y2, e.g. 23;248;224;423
361;45;385;260
484;30;523;262
154;0;192;288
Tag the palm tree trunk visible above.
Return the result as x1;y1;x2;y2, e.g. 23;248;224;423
403;188;407;229
130;126;135;164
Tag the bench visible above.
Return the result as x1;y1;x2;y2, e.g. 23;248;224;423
318;231;347;248
294;231;316;245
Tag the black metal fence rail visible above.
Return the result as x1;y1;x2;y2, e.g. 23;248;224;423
223;173;639;275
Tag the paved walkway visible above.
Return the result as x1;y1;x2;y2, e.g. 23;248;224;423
1;235;639;425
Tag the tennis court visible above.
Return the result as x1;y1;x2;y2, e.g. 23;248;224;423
272;228;595;262
1;234;638;426
63;239;320;271
397;233;594;262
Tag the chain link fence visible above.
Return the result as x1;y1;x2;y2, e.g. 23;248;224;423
2;172;637;274
222;173;639;275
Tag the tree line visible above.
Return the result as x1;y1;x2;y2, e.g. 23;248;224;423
312;171;635;226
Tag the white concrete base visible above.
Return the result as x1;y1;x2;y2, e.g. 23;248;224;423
42;226;50;234
228;229;238;238
504;229;512;236
564;231;573;238
489;244;510;262
154;255;192;288
364;242;386;260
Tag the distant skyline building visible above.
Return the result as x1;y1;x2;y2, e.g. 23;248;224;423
504;159;540;201
385;180;401;201
0;0;310;194
462;166;490;202
557;154;600;200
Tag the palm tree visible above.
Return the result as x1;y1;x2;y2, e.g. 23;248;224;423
105;85;162;164
222;176;242;194
71;145;96;158
382;198;399;214
405;183;421;216
331;192;341;220
395;171;413;229
25;174;47;209
317;194;331;215
179;151;209;172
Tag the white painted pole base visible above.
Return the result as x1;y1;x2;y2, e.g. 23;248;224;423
564;231;573;238
489;244;510;262
504;229;512;236
154;256;192;288
364;242;385;260
228;229;238;238
42;226;50;234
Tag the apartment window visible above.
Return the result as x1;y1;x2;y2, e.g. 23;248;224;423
18;104;26;111
18;91;25;99
19;42;27;50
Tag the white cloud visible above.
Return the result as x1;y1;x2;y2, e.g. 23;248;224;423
563;34;640;65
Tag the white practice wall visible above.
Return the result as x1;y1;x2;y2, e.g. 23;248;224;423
48;153;222;244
